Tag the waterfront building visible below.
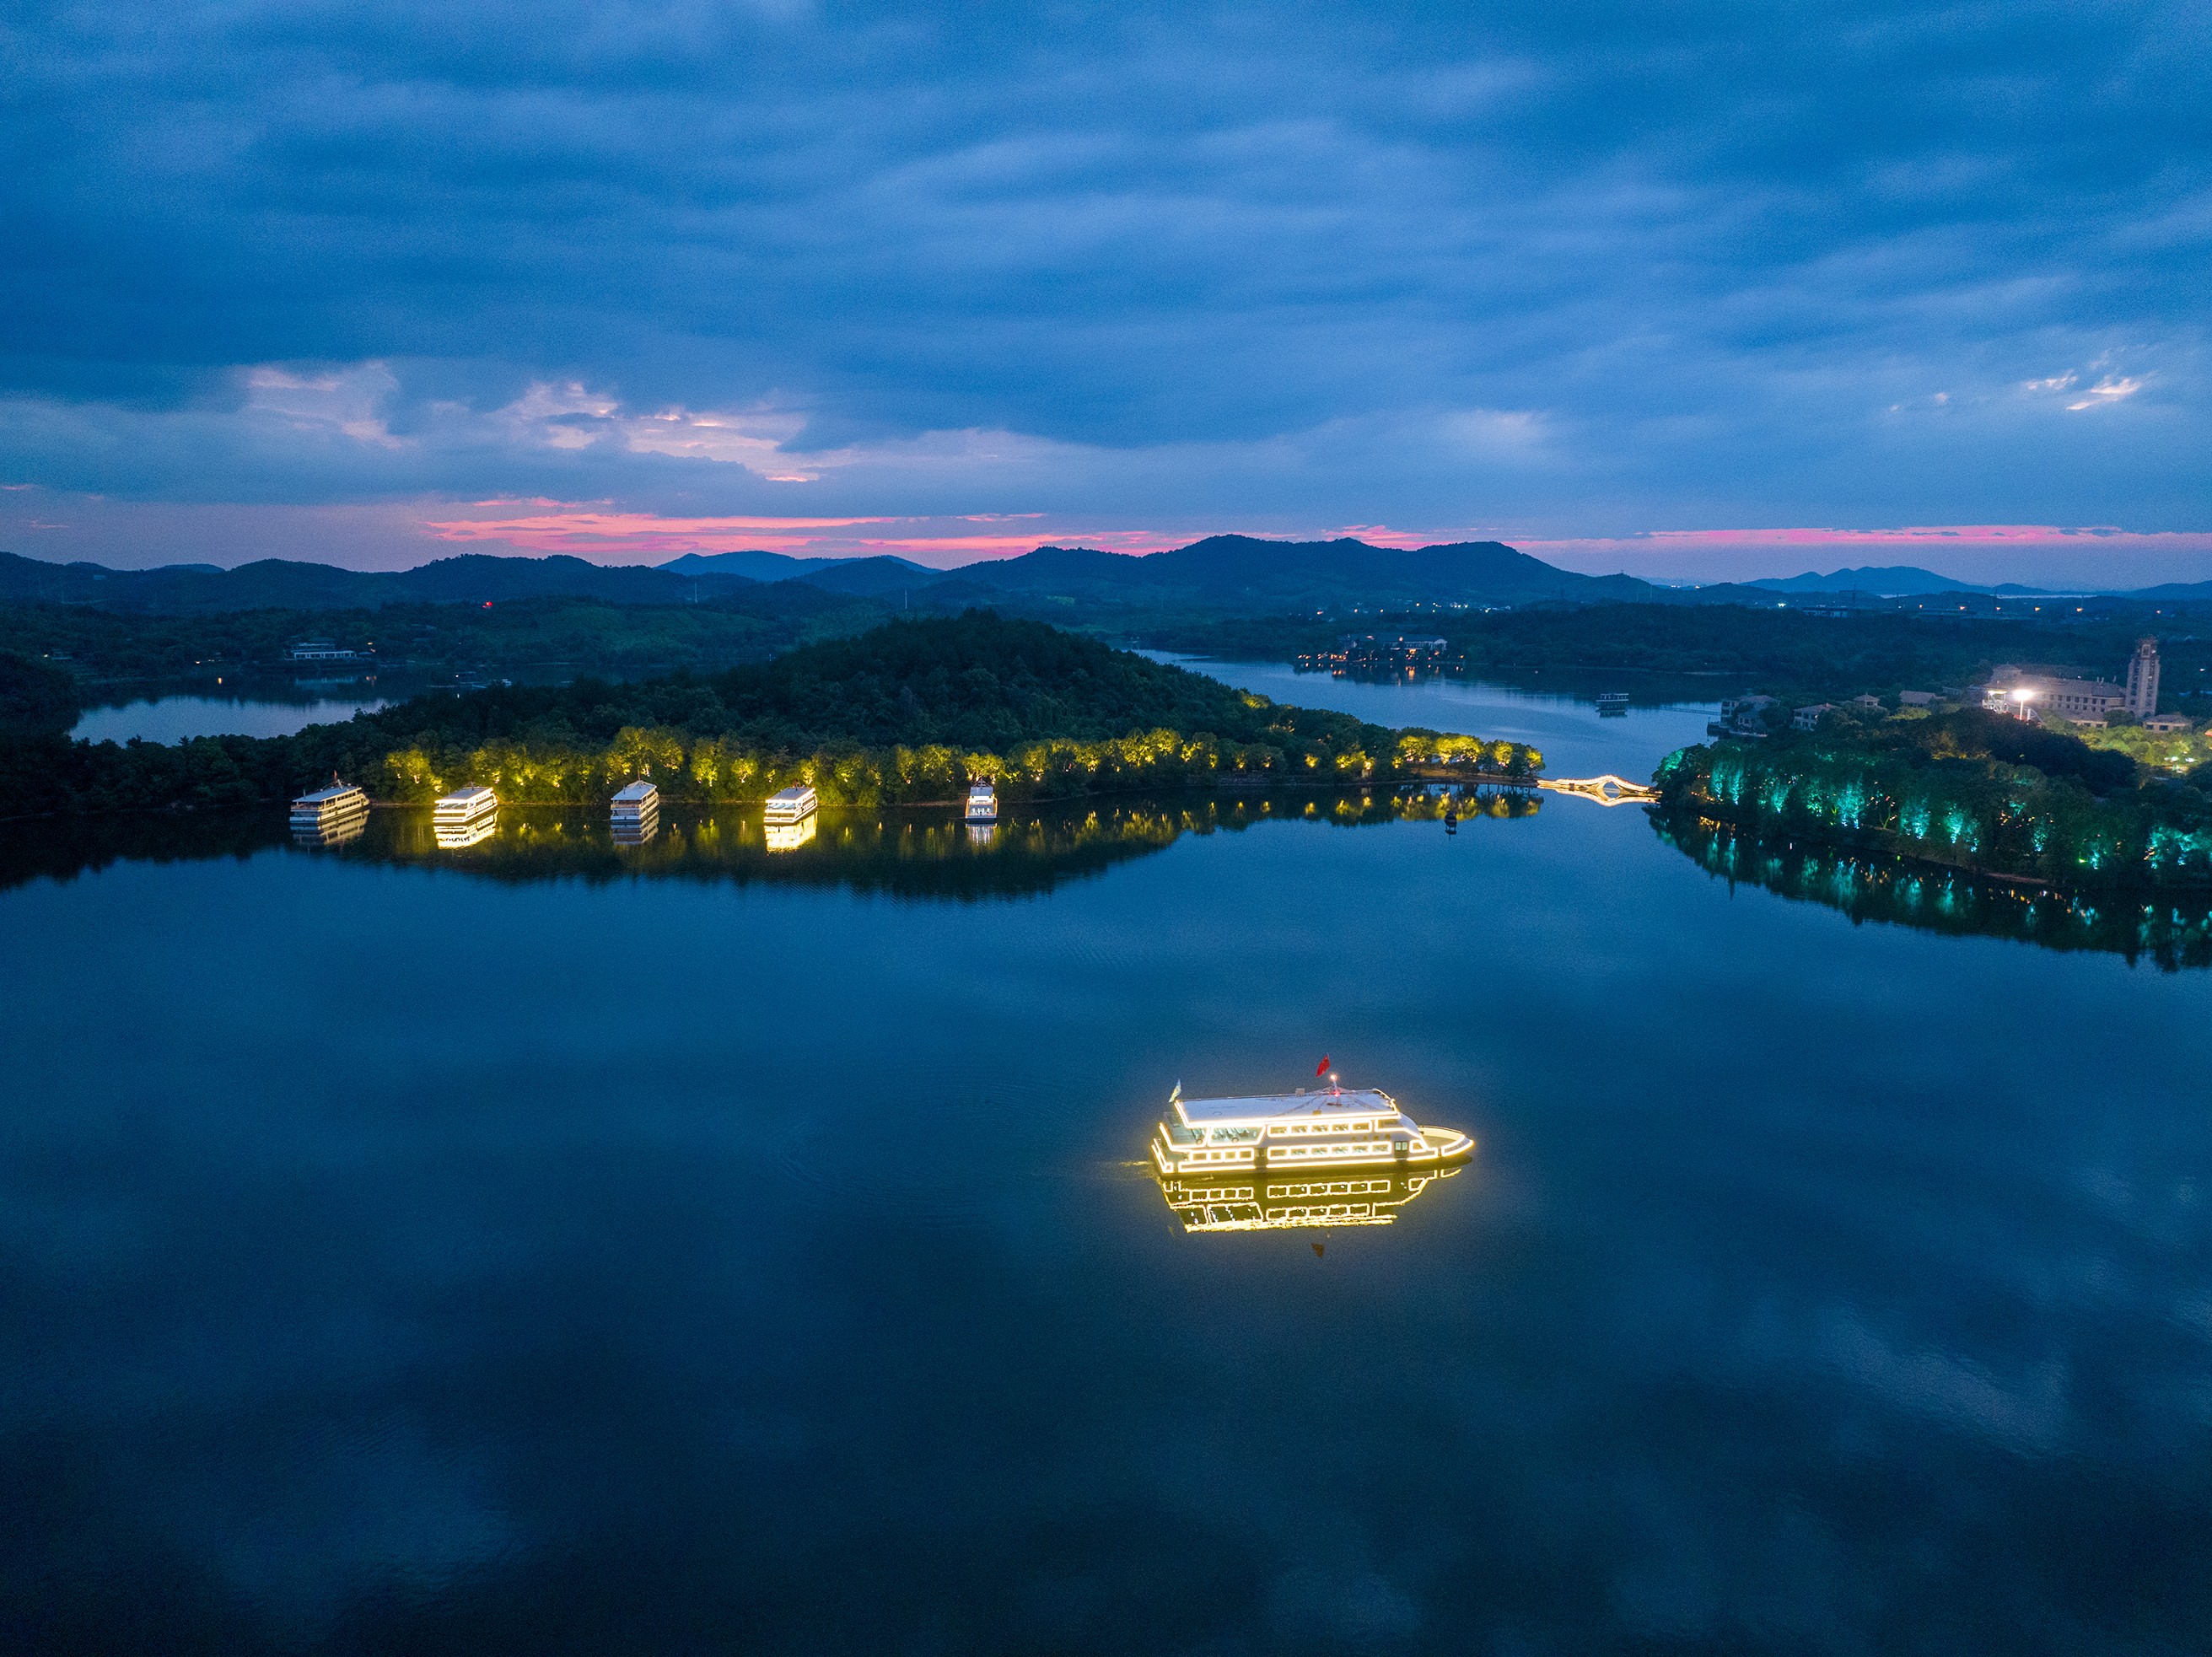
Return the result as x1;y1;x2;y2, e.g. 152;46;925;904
1984;639;2164;726
1897;691;1939;706
287;640;366;662
1300;633;1455;670
1711;693;1777;739
1984;668;2126;724
966;781;998;824
1152;1084;1473;1177
1792;703;1838;731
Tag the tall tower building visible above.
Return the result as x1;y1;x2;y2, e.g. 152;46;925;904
2125;638;2161;718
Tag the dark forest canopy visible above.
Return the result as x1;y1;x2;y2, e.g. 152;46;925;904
0;651;78;738
0;614;1539;818
1160;605;2209;711
0;586;885;681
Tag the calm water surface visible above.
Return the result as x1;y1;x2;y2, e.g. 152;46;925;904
1141;654;1718;777
71;691;392;743
4;676;2209;1655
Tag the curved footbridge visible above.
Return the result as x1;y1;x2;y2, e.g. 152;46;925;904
1537;773;1661;806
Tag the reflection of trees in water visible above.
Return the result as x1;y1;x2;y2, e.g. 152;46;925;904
1654;810;2212;971
0;786;1542;902
0;810;288;892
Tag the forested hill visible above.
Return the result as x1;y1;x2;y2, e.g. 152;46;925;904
357;611;1307;752
0;614;1542;816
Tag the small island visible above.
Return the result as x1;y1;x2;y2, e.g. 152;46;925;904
0;614;1542;818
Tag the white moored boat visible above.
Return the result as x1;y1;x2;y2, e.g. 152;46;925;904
291;778;369;845
764;785;818;826
1153;1082;1473;1176
763;784;820;851
611;779;659;845
965;781;998;824
433;784;498;847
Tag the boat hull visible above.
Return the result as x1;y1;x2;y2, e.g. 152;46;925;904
1151;1127;1474;1177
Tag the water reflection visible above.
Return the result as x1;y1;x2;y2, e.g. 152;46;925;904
1154;1165;1463;1233
764;815;819;853
433;810;500;849
1654;809;2212;970
290;815;366;850
0;790;1537;904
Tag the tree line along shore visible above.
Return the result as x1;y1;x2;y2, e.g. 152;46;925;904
1654;705;2212;889
0;614;1542;820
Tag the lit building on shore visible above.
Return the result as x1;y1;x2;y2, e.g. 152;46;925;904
1984;639;2161;726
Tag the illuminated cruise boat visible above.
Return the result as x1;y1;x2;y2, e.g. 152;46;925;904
611;779;659;846
1152;1082;1473;1176
290;779;369;845
965;781;998;824
1154;1164;1461;1234
765;785;818;826
433;784;498;848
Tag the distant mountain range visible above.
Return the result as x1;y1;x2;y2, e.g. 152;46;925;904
658;551;938;584
1746;565;2060;598
2;540;2203;616
0;551;765;611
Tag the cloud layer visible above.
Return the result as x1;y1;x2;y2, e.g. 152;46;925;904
2;0;2207;568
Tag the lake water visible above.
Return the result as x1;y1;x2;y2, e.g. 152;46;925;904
4;677;2209;1654
71;691;392;744
1141;654;1720;778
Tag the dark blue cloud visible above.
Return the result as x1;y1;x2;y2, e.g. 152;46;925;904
0;0;2204;535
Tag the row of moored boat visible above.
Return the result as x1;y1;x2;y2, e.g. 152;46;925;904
289;777;998;849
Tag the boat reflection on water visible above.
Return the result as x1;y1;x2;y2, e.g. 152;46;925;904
292;815;368;848
1154;1164;1463;1234
0;788;1543;904
433;812;498;848
764;815;819;853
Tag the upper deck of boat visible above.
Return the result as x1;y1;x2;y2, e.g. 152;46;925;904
293;783;365;809
1175;1087;1397;1126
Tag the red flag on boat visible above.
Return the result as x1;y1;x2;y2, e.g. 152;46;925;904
1316;1055;1330;1075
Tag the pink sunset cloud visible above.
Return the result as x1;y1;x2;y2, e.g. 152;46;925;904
417;508;1189;564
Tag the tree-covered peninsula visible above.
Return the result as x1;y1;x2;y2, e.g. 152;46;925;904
0;615;1542;818
1655;705;2212;888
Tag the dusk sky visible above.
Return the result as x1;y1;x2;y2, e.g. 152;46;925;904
4;0;2207;583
